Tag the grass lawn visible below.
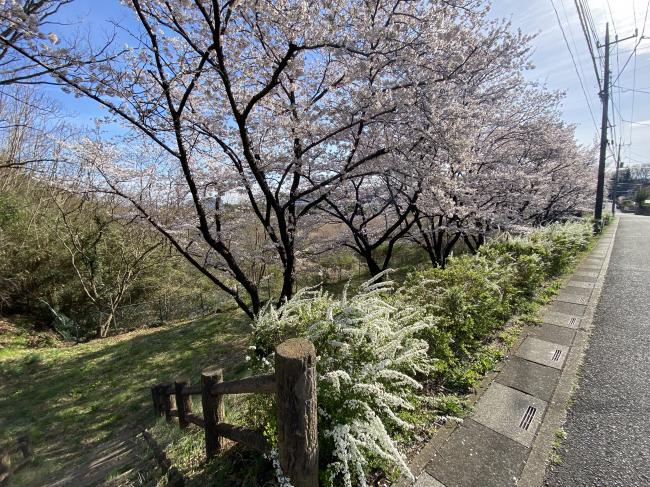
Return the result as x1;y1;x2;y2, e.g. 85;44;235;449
0;311;250;486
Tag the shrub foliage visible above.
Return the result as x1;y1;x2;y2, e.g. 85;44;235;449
245;220;595;485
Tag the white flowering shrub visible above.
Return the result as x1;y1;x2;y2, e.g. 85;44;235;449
247;276;432;486
530;220;593;276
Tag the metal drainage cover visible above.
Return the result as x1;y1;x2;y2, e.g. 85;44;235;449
515;337;569;369
542;311;581;329
472;382;547;447
520;406;537;430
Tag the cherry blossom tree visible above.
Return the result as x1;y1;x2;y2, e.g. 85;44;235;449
413;84;596;265
318;171;420;276
315;11;544;274
0;1;82;85
0;0;597;315
1;0;512;317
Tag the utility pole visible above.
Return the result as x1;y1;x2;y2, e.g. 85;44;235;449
593;25;638;232
594;23;609;233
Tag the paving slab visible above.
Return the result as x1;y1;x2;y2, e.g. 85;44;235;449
570;274;598;283
414;473;446;487
524;323;576;347
554;291;589;305
424;419;528;487
561;285;593;296
515;337;569;370
565;279;595;289
572;271;599;278
587;255;606;261
546;300;586;316
577;265;601;272
541;310;581;328
496;356;560;402
472;382;548;447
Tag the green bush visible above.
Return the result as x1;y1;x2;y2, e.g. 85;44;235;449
397;220;592;388
530;221;592;277
479;236;548;304
248;278;432;486
398;253;516;362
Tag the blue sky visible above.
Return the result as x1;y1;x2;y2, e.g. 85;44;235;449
46;0;650;167
489;0;650;167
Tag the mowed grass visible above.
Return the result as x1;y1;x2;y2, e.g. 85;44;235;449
0;311;250;486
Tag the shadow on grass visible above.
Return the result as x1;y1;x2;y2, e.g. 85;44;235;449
0;311;251;486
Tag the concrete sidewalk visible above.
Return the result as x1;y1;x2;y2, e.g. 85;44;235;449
400;220;619;487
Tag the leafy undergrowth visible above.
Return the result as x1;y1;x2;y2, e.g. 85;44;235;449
0;311;250;486
0;315;62;355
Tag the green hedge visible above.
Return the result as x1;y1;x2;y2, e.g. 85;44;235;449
245;219;595;485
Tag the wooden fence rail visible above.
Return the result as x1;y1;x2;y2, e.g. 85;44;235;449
0;436;32;486
150;338;318;487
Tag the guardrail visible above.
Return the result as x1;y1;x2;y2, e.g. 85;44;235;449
151;338;318;486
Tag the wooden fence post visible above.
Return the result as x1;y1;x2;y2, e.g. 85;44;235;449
162;385;176;423
17;436;31;460
151;385;162;416
174;378;192;429
275;338;318;487
201;367;226;459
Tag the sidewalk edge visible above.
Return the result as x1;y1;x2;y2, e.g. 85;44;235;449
517;217;620;487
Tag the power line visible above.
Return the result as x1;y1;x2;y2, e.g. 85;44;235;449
574;0;603;86
611;0;649;86
606;0;618;37
581;0;604;62
621;118;650;126
551;0;600;132
560;0;596;95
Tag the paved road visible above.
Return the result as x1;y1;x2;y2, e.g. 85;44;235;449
545;214;650;487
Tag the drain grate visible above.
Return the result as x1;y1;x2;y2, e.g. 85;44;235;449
519;406;537;431
569;317;578;326
552;349;562;361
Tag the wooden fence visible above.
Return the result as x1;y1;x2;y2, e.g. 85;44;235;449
0;436;32;486
151;338;318;487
